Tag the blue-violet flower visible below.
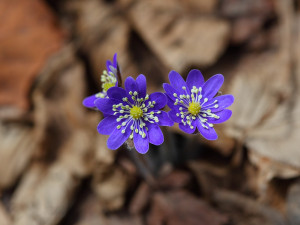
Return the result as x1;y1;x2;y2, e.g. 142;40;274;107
164;70;234;140
95;74;174;154
83;53;119;108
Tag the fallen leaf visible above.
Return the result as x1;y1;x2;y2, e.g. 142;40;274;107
148;191;228;225
0;0;64;113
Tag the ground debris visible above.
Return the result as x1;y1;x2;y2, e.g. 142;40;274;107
147;191;228;225
1;0;300;224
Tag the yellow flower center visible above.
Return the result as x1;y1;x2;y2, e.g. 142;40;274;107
103;82;115;91
188;102;201;116
130;106;143;119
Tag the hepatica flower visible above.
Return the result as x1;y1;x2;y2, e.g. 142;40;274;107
164;70;234;140
95;75;174;154
83;53;119;108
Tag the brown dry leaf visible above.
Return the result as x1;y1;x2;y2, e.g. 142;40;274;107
0;122;41;189
287;178;300;224
12;162;79;225
0;0;64;114
147;191;228;225
0;203;11;225
92;130;128;212
107;215;143;225
220;0;275;17
181;0;218;13
122;0;230;73
158;169;191;189
211;189;286;225
224;52;300;180
225;0;300;188
92;166;129;211
9;46;96;225
129;182;151;214
230;16;266;44
62;0;139;83
74;192;143;225
74;193;107;225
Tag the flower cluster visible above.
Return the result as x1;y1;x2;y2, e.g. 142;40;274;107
164;70;234;140
83;54;234;153
95;75;173;153
82;53;119;108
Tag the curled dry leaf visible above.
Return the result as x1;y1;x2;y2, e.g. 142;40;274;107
225;5;300;183
122;0;230;73
0;123;40;189
9;46;96;225
61;0;139;83
0;203;11;225
286;178;300;225
92;166;129;211
148;191;228;225
0;0;64;115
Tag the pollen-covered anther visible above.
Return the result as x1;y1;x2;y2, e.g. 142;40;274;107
102;82;115;91
130;106;143;119
188;102;201;116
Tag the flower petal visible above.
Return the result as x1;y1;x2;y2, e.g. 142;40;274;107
82;94;98;108
107;120;132;150
196;120;218;140
163;83;180;101
166;95;176;109
147;123;164;146
179;121;196;134
168;109;181;123
112;53;118;68
202;74;224;99
168;70;189;94
186;69;205;89
134;129;149;154
202;95;234;112
207;109;232;124
136;74;147;98
97;116;119;135
107;87;127;101
148;92;167;109
95;98;122;115
125;76;138;94
106;60;113;73
157;111;174;126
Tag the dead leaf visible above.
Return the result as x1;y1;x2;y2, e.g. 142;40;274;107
0;0;64;113
123;0;230;73
129;182;151;214
148;191;228;225
0;203;11;225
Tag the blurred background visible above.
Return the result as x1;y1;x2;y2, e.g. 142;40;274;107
0;0;300;224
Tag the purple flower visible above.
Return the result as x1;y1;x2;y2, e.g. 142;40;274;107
95;74;174;154
83;53;119;108
164;70;234;140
